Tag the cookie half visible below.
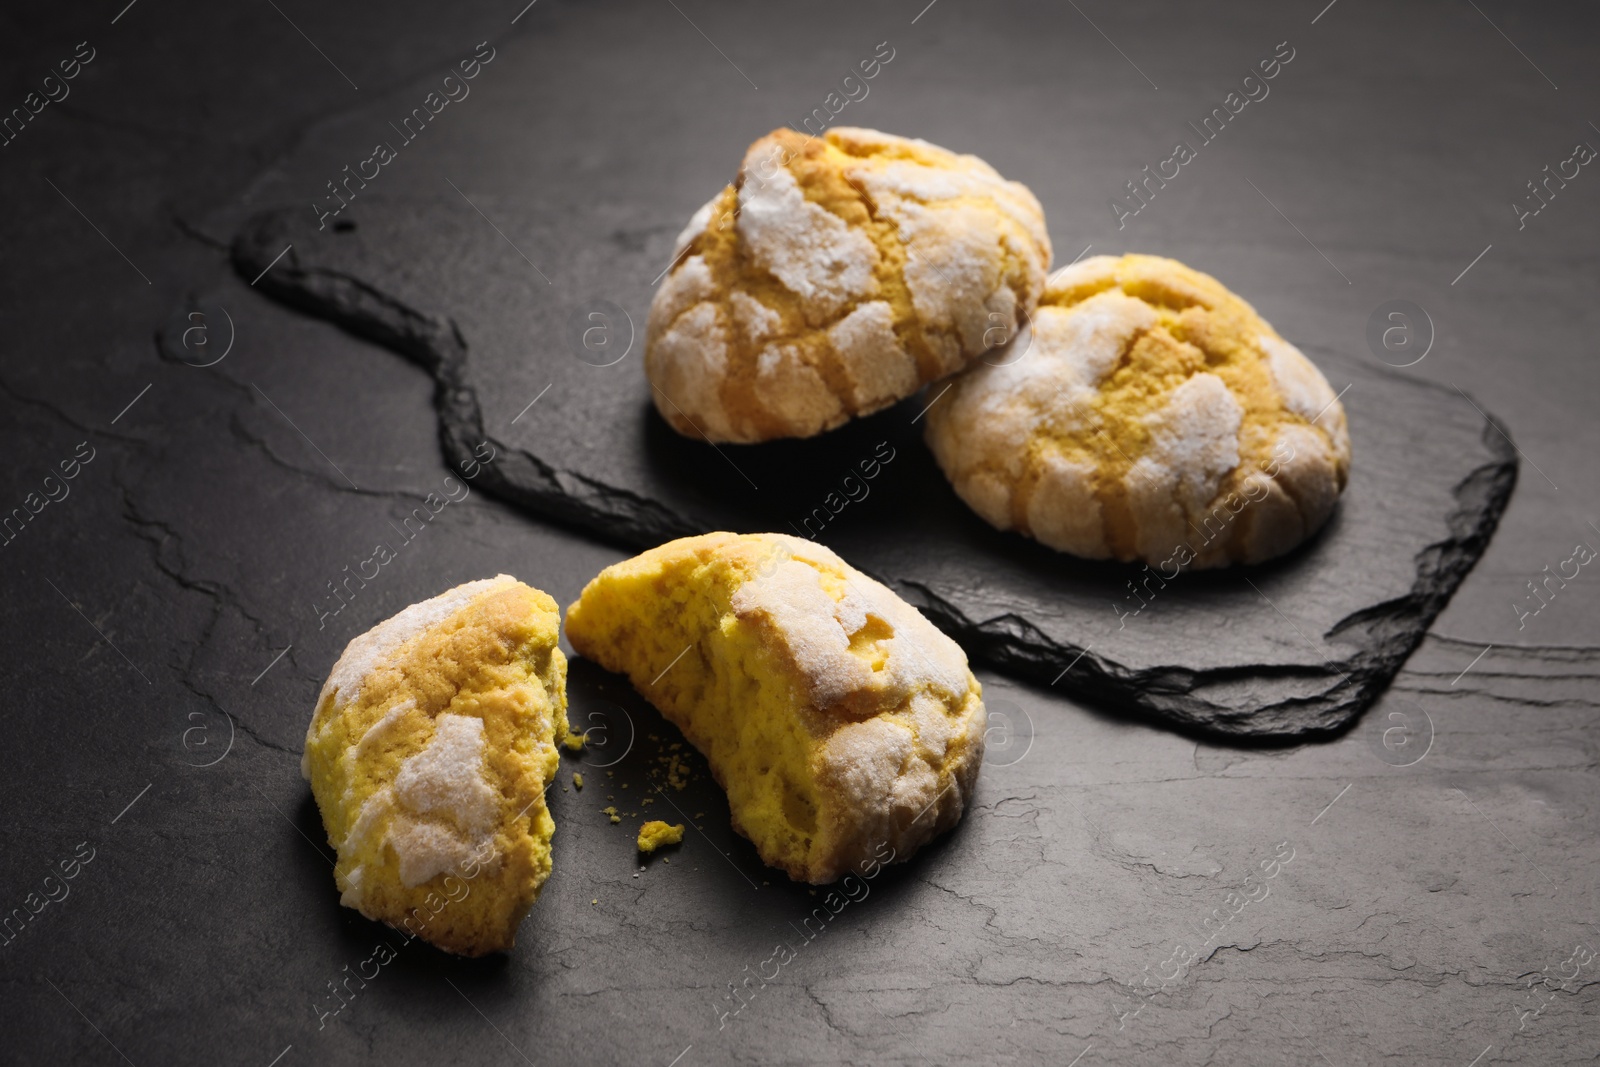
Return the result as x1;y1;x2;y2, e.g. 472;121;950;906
925;254;1351;568
647;127;1051;443
565;533;986;883
301;575;568;956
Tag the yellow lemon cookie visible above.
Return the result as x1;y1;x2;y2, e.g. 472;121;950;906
301;575;568;956
565;532;986;884
925;254;1351;568
647;127;1051;443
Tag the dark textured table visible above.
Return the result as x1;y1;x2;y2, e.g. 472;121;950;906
3;1;1597;1065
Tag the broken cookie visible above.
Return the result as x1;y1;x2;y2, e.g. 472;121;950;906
301;575;568;956
566;533;986;883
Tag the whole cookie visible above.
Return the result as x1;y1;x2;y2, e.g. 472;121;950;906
565;532;986;883
925;254;1351;568
301;575;569;956
647;127;1051;443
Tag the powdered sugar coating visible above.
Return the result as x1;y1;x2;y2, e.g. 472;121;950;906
730;539;972;711
1125;373;1244;562
394;714;496;832
737;163;878;318
827;300;918;408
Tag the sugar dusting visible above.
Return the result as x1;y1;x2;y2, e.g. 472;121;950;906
387;713;500;889
737;164;878;318
319;575;517;709
731;538;970;710
1260;332;1336;425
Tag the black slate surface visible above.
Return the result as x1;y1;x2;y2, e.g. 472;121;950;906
6;1;1599;1065
230;198;1516;738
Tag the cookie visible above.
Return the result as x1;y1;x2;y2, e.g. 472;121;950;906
646;126;1051;442
301;575;569;956
924;254;1351;568
565;533;986;883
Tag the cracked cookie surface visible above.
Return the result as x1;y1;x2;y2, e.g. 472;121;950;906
647;127;1050;443
925;254;1352;568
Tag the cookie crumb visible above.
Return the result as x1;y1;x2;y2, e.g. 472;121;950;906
637;820;685;853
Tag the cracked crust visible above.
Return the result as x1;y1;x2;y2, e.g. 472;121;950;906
646;127;1051;443
925;254;1352;568
301;575;568;956
565;532;987;883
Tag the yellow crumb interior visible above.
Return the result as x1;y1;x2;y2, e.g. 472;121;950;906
565;537;834;878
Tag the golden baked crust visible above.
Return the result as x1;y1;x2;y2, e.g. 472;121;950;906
646;127;1051;443
301;575;568;956
925;254;1352;568
565;533;986;883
